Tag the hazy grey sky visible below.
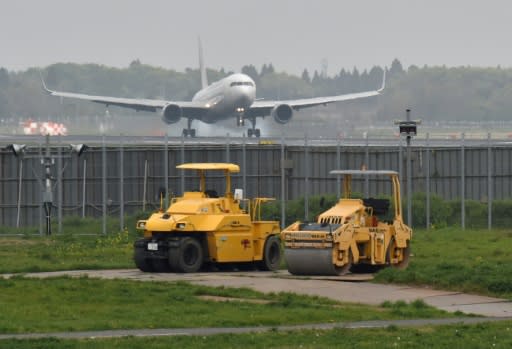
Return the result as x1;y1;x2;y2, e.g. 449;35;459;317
1;0;510;75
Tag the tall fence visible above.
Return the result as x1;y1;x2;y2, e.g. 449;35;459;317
0;133;510;231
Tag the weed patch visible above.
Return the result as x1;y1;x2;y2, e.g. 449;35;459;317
375;227;512;299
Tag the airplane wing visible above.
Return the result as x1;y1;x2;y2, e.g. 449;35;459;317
41;78;206;116
247;71;385;117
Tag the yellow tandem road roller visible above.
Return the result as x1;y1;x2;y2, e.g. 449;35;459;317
135;163;281;273
281;170;412;275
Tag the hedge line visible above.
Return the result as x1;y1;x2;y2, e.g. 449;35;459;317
263;192;510;229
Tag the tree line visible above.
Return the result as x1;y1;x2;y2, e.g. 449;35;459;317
1;59;512;124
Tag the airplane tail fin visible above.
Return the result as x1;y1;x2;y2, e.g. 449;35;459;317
378;70;386;92
198;37;208;89
39;71;52;94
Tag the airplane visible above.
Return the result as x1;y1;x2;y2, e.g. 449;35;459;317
42;40;385;138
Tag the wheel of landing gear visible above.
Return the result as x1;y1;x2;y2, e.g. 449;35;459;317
190;129;196;137
257;235;281;271
248;128;253;137
134;241;154;272
169;237;204;273
182;129;189;137
387;238;411;270
255;129;261;138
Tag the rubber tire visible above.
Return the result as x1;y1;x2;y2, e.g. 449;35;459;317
169;237;204;273
387;238;411;270
258;235;282;271
151;258;172;273
134;241;154;272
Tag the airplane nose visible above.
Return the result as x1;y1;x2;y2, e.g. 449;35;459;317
237;90;254;109
240;94;252;106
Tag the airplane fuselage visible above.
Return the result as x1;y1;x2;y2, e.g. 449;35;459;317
192;73;256;124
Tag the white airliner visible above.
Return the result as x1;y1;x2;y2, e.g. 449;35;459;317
42;41;385;137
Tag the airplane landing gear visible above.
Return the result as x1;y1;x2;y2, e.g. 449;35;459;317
247;128;260;137
248;118;260;138
182;118;196;137
237;113;245;127
182;129;196;137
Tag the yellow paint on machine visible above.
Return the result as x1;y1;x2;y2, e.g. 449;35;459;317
281;170;412;276
135;163;281;273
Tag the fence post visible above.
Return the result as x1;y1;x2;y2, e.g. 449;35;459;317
304;133;309;221
38;139;43;236
82;159;87;219
487;132;492;230
142;160;148;212
119;134;124;231
180;135;185;195
102;135;107;235
364;132;369;197
164;133;169;208
406;135;412;227
425;132;431;230
57;136;62;234
398;137;403;180
281;134;286;229
461;132;465;230
242;133;246;196
336;138;341;199
226;133;230;162
15;159;23;228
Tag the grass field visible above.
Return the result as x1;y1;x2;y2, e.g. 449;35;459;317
2;321;512;349
0;230;134;273
0;277;450;334
375;227;512;299
1;227;510;347
2;226;512;299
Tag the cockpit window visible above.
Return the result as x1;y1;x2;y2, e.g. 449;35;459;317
230;81;254;87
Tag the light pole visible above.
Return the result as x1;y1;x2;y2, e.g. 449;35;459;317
6;144;26;228
6;136;88;235
395;109;421;227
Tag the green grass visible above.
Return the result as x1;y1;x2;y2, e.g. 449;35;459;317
0;230;135;273
0;277;451;334
375;227;512;298
3;225;512;300
2;321;512;348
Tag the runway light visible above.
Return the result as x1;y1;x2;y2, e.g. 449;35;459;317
6;144;26;157
69;144;89;156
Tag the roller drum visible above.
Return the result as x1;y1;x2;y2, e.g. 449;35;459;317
284;247;349;276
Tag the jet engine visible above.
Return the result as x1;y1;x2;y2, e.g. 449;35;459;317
161;104;182;124
271;104;293;124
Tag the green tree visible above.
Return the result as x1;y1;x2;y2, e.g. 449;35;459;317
241;64;259;84
389;58;404;77
301;68;311;83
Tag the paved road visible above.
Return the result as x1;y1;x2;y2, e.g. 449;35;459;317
0;317;509;340
4;269;512;318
